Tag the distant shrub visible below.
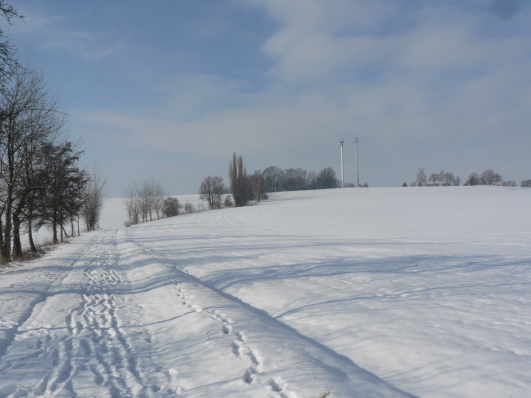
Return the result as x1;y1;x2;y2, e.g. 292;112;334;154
224;195;233;208
183;201;195;214
162;197;180;218
521;180;531;188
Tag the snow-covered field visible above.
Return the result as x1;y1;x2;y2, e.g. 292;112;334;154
0;187;529;397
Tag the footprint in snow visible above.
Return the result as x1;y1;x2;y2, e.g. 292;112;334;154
222;324;232;334
268;378;298;398
236;331;247;343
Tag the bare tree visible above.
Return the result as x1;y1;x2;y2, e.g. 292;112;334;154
316;167;337;189
481;169;496;185
0;1;23;84
416;168;427;186
81;168;107;231
123;183;141;226
283;168;307;191
480;169;502;185
307;170;318;190
183;201;195;214
139;181;153;222
443;172;455;186
263;165;284;192
0;68;66;261
464;172;480;186
249;170;267;201
124;179;169;224
439;170;445;186
428;173;440;185
150;180;167;220
199;175;225;209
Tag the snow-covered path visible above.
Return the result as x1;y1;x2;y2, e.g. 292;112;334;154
0;230;149;397
0;187;529;397
0;224;415;397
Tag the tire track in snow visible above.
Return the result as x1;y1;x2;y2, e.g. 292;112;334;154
0;231;153;398
0;244;89;365
64;232;150;398
0;243;92;396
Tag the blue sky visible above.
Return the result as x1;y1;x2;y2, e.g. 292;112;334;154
5;0;531;196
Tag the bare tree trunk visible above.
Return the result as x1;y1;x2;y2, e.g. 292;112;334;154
60;205;64;242
28;217;37;253
12;189;30;258
12;213;23;258
52;208;58;244
52;223;57;243
0;219;5;264
2;184;13;263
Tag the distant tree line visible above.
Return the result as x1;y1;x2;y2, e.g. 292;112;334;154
407;168;461;187
198;153;367;209
407;168;522;187
262;165;369;191
123;177;230;227
123;179;170;226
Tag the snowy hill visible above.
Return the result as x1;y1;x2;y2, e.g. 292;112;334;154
0;187;529;398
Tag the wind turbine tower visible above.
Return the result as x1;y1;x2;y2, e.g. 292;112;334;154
339;140;344;188
356;138;359;187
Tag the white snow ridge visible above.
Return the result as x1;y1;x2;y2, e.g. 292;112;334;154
0;187;529;397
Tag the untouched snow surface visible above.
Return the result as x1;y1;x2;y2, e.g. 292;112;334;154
0;187;529;398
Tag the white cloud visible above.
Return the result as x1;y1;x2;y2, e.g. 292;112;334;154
8;7;127;60
74;0;531;192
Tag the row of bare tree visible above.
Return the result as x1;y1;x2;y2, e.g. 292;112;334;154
123;179;183;226
262;166;342;192
0;3;105;264
412;168;462;187
0;68;104;263
412;168;519;187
